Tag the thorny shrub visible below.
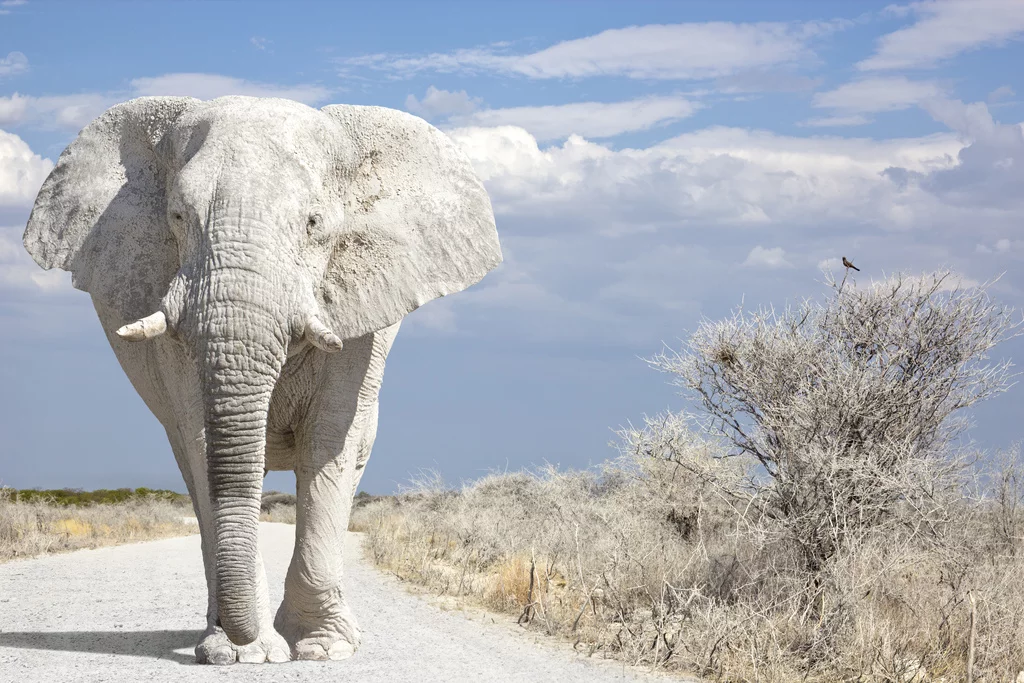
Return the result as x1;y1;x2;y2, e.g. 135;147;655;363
352;272;1024;680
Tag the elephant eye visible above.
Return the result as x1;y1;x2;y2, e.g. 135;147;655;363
172;212;183;222
307;213;322;233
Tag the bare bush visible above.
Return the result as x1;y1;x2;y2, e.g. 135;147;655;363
260;490;297;523
260;490;296;512
352;446;1024;679
260;503;296;524
646;270;1020;571
351;271;1024;680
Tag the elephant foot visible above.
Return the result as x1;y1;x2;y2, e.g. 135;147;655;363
275;594;361;661
294;637;357;661
195;624;291;665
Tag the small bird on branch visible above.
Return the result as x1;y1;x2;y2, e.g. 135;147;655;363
842;256;860;272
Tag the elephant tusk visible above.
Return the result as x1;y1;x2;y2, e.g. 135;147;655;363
115;311;168;342
305;315;343;352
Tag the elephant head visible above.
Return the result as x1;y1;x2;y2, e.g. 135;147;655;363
22;96;501;645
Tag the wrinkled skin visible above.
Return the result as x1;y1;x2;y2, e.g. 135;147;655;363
22;96;501;663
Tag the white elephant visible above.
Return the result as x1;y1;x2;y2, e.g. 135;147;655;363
22;96;501;664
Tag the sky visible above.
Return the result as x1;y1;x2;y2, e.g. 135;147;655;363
1;0;1024;495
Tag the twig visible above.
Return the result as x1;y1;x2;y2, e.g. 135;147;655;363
517;551;537;625
967;591;977;683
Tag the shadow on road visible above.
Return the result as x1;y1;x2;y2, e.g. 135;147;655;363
0;629;202;664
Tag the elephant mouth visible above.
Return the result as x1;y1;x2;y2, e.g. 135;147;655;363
116;308;343;352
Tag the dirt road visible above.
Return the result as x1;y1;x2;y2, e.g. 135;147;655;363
0;523;681;682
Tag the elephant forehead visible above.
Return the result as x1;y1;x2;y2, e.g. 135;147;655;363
179;97;340;153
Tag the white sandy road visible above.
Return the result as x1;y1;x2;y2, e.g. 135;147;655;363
0;523;689;683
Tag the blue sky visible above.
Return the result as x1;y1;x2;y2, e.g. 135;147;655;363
1;0;1024;494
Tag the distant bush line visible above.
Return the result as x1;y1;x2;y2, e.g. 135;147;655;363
1;487;191;507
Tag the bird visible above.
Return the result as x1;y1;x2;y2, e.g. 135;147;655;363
842;256;860;272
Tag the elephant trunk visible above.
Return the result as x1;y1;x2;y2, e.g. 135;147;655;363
199;284;289;645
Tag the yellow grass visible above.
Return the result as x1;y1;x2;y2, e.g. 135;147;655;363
351;465;1024;681
0;496;199;562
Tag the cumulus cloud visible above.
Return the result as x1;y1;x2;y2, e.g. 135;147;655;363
404;86;481;119
799;115;872;127
987;85;1015;103
0;131;71;295
0;52;28;78
976;237;1020;254
129;73;331;103
343;19;850;81
859;0;1024;70
912;98;1024;209
0;73;334;130
743;246;792;268
449;124;963;232
0;92;110;130
0;225;70;292
812;77;945;114
448;95;699;142
0;129;52;207
432;116;1022;343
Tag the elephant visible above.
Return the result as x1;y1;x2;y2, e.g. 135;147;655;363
22;96;501;664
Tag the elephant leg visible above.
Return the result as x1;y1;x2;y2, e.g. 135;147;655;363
167;411;289;664
275;323;399;660
91;301;288;663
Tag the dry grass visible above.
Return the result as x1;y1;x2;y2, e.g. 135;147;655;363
0;491;199;562
351;272;1024;681
260;504;296;524
260;491;297;523
351;456;1024;681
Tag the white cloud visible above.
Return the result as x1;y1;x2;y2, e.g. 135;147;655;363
988;85;1015;103
450;124;962;229
129;73;331;104
0;132;66;293
911;98;1024;210
0;52;27;78
0;225;71;292
977;237;1024;254
813;77;945;113
448;95;699;141
743;245;792;268
404;86;481;119
0;92;111;130
859;0;1024;70
0;0;27;14
818;256;843;271
799;115;872;127
431;99;1024;344
250;36;270;51
0;129;52;207
0;74;334;130
344;19;850;81
404;297;459;335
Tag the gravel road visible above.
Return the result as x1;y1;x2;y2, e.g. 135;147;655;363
0;523;685;683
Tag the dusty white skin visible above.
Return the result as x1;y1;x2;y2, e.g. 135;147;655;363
21;96;502;664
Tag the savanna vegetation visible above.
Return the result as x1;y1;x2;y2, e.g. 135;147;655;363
0;487;197;562
350;271;1024;681
4;486;190;506
0;486;311;561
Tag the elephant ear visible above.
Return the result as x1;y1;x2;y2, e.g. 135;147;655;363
23;96;198;321
319;105;502;340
